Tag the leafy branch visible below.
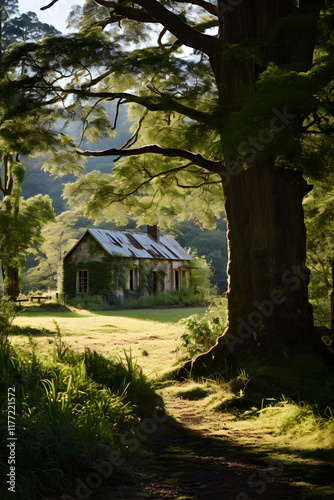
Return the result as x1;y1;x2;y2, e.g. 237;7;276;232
77;144;222;173
63;89;213;124
42;0;218;56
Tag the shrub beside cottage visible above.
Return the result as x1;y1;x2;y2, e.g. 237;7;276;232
63;225;193;305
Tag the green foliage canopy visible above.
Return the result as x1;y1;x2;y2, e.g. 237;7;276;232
0;1;83;289
0;193;55;270
26;0;333;233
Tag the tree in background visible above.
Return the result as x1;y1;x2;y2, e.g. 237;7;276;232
0;0;84;299
21;210;89;293
36;0;334;372
0;191;55;298
2;10;60;47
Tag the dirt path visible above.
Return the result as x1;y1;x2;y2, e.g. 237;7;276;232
106;395;334;500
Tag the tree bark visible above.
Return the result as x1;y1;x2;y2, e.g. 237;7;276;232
5;266;20;301
181;163;333;377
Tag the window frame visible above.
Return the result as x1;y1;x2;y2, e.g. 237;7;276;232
129;268;137;291
77;269;88;294
174;269;180;290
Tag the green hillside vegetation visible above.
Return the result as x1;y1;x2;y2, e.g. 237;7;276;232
20;102;132;215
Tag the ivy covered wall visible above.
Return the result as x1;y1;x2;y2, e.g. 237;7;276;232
63;254;132;301
63;231;133;303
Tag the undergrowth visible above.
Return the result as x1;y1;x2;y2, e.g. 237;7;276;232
241;398;334;451
123;289;205;309
67;290;206;311
0;299;160;499
67;293;112;311
179;296;227;357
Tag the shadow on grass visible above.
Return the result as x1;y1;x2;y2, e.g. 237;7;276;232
9;325;56;337
17;309;86;318
93;306;206;324
112;413;334;500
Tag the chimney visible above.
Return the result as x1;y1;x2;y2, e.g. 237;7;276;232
147;224;160;243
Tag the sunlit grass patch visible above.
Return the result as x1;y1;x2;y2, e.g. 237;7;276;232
170;382;211;400
12;307;206;377
240;399;334;453
205;391;242;411
164;378;240;413
292;482;334;498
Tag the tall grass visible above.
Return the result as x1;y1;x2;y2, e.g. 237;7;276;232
82;348;159;417
0;306;159;499
241;398;334;451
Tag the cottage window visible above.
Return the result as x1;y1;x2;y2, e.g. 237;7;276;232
129;269;137;291
77;270;88;294
153;271;158;293
174;270;180;290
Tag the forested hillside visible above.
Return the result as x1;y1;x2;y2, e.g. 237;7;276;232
20;102;131;214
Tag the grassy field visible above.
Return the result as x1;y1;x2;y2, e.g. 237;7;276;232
6;304;334;499
11;306;206;377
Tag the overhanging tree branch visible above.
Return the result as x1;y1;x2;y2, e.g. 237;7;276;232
176;178;221;189
171;0;218;17
99;9;218;35
93;0;218;16
97;5;157;26
93;0;118;7
133;0;216;55
41;0;60;11
118;109;148;151
41;0;216;55
104;164;194;202
96;1;217;34
77;144;221;173
62;89;213;124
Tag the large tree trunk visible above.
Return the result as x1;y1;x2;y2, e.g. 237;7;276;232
178;0;332;377
5;266;20;301
181;163;332;377
223;162;314;358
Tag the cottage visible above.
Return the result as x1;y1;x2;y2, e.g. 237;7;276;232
63;225;192;304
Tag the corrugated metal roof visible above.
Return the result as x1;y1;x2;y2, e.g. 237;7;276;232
69;229;192;261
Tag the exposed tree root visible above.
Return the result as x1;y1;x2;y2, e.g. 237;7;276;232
178;326;334;380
